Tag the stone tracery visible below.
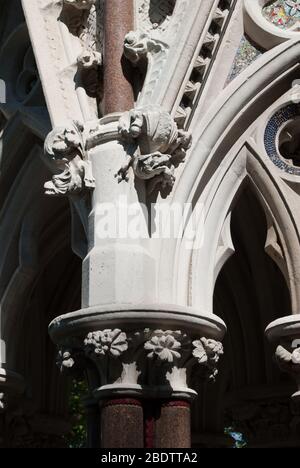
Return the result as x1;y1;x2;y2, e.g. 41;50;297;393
2;0;300;449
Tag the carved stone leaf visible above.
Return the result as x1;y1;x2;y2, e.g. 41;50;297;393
84;329;129;358
110;331;129;357
276;345;292;364
292;348;300;364
192;340;208;364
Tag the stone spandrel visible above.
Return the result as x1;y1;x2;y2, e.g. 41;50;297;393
226;35;262;84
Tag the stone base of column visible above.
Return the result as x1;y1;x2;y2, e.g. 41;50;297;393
101;399;144;448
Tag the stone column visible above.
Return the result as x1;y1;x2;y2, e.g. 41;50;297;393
154;401;191;448
50;310;225;448
103;0;134;114
42;5;226;446
101;399;144;448
84;396;101;448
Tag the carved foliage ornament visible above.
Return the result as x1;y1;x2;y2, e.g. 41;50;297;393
44;121;95;196
84;329;129;358
56;348;75;373
275;344;300;371
144;330;183;362
193;337;224;382
57;329;223;387
118;105;192;192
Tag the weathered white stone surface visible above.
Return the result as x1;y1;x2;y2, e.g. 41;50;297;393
2;0;300;447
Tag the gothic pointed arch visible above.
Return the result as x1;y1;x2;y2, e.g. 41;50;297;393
156;37;300;320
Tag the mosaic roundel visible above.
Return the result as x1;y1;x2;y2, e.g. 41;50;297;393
264;104;300;175
263;1;300;30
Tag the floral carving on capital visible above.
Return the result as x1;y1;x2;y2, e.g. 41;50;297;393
84;329;129;358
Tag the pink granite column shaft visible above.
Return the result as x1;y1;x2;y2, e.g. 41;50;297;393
103;0;135;115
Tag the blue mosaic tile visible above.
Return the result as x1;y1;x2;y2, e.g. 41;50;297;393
264;103;300;175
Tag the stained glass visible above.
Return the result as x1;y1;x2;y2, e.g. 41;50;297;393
263;0;300;30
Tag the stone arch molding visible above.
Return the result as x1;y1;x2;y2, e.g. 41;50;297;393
156;37;300;317
244;0;300;49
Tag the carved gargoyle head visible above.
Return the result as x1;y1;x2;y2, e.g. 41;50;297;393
44;121;95;197
44;121;85;166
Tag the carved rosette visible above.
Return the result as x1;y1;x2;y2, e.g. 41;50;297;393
144;330;183;362
118;105;192;192
84;329;129;358
56;328;223;400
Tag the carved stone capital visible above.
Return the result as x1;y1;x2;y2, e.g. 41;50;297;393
43;115;127;197
50;305;226;401
274;343;300;397
54;327;223;401
266;315;300;401
117;105;192;192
